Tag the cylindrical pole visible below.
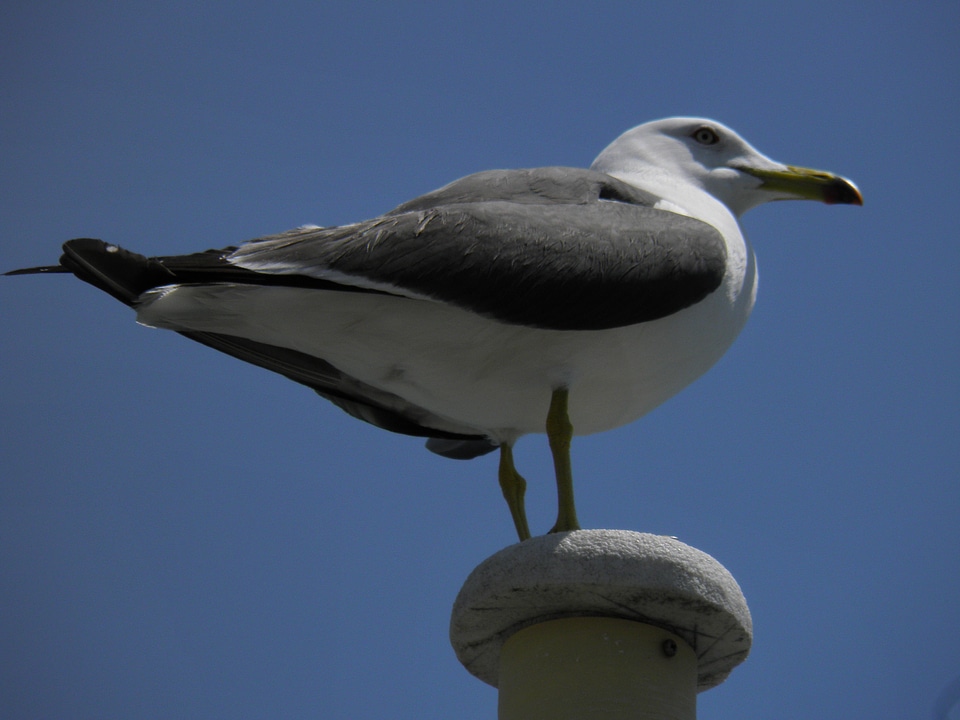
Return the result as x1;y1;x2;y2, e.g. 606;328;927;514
498;617;696;720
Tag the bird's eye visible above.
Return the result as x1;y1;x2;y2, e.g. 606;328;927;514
692;126;720;145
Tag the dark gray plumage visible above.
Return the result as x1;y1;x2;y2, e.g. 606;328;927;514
229;168;728;331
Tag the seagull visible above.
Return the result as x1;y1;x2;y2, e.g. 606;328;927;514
8;118;862;541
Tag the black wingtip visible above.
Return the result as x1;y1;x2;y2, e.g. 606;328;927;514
4;239;165;306
4;264;70;276
57;238;174;305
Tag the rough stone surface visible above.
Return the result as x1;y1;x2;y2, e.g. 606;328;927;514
449;530;752;691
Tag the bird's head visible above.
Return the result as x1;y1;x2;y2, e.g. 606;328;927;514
591;117;862;217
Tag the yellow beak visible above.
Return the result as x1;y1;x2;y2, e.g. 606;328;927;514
741;164;863;205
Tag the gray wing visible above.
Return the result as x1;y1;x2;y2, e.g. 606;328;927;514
229;167;727;331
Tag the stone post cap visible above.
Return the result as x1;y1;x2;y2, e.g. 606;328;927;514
450;529;752;691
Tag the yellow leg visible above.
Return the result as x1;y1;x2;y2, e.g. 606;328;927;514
499;444;531;541
547;387;581;534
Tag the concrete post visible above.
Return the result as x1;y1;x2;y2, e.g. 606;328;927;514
450;530;751;719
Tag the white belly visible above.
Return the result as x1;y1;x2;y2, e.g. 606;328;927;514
137;245;756;444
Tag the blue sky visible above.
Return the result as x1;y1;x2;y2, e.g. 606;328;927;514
1;2;957;718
